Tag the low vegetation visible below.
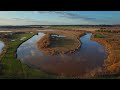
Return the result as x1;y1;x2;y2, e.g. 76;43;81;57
97;30;120;33
94;33;104;38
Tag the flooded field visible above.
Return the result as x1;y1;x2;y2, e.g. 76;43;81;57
17;32;106;77
0;41;5;54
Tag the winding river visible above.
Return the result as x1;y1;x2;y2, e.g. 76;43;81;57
17;32;106;77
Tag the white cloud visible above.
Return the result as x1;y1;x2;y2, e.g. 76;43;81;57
0;17;79;25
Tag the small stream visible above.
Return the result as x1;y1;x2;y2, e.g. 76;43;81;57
17;32;107;77
0;41;5;54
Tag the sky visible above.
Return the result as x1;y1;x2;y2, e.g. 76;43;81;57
0;11;120;25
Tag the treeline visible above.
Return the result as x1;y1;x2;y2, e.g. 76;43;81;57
0;25;43;29
97;30;120;33
0;25;120;28
50;25;120;28
0;25;120;29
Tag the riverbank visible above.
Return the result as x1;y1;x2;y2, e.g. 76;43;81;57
37;31;85;55
91;32;120;78
0;38;8;73
0;38;9;60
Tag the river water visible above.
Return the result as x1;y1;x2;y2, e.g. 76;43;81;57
0;41;5;54
17;32;106;77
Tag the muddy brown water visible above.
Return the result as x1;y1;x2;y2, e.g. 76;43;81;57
0;41;4;54
17;32;107;77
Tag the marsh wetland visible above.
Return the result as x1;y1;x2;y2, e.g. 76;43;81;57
0;26;120;78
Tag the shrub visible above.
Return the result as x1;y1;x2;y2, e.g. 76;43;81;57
94;34;104;38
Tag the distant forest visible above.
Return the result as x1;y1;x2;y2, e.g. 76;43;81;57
0;25;120;29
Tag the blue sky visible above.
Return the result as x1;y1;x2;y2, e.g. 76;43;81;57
0;11;120;25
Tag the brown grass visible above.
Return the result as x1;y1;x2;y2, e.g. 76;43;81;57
37;33;51;48
91;32;120;77
37;31;85;55
49;27;98;32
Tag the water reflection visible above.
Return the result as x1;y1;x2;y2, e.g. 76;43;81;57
17;32;45;61
0;41;4;54
17;33;106;77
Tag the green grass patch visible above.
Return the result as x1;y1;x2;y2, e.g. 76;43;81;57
94;34;104;38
